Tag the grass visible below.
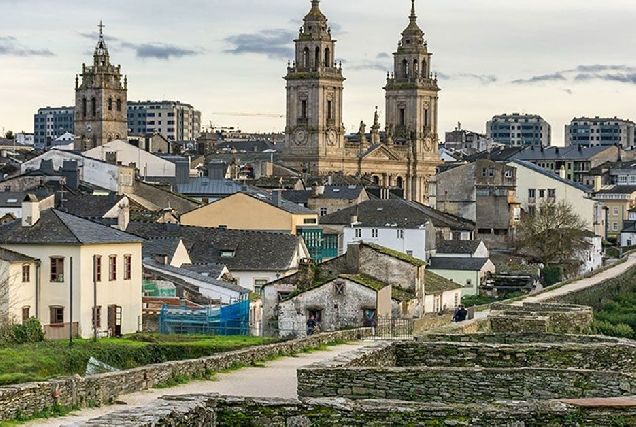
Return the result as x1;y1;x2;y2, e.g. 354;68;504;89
0;333;272;386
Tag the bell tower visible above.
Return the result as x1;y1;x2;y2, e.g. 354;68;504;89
282;0;345;174
74;21;128;151
384;0;440;202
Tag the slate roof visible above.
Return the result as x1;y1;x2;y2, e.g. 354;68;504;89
62;194;125;218
0;191;51;208
463;146;525;162
437;240;483;255
320;199;475;230
595;185;636;195
0;209;143;245
0;247;37;263
511;160;592;194
240;190;315;215
125;222;303;271
511;145;613;161
428;257;490;271
142;238;183;264
180;263;228;279
282;185;365;204
176;178;244;197
425;271;463;294
143;259;250;295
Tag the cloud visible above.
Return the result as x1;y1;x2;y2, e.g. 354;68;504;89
224;29;295;60
562;88;573;95
376;52;391;59
0;36;54;57
437;72;498;84
513;64;636;85
79;32;200;60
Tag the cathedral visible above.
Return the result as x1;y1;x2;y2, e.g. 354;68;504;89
281;0;440;204
74;22;128;151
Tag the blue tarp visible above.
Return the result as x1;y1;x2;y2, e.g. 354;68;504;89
159;300;250;335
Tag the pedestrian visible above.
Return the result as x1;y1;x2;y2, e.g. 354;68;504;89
453;305;460;322
457;304;467;322
306;315;317;335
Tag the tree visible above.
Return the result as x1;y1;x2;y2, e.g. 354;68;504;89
4;130;14;140
514;200;590;268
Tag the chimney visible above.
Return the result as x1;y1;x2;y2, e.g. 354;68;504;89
272;190;282;207
21;194;40;227
350;213;358;225
311;182;320;197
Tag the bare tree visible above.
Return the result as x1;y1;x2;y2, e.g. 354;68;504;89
514;200;590;268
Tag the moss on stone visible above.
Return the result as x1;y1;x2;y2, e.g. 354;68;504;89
365;243;427;266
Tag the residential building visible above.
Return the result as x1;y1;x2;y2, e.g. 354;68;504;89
0;196;143;339
619;209;636;247
509;159;600;234
0;248;38;325
444;124;499;153
281;1;440;204
125;222;311;290
427;240;495;296
435;159;519;247
33;106;75;147
565;116;636;147
74;22;128;150
510;144;621;187
180;191;318;235
594;185;636;238
175;178;244;203
577;233;603;275
486;113;551;147
282;184;369;217
320;198;476;260
127;100;201;142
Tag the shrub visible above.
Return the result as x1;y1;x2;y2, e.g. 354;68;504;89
542;266;562;286
592;320;634;339
0;318;44;345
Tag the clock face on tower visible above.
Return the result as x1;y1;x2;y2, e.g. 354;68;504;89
293;127;307;145
86;123;93;132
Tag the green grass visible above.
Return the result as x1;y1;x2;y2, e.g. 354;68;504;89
0;333;272;386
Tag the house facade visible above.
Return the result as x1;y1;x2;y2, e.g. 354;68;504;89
0;196;143;339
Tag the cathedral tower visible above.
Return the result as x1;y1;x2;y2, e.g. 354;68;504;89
282;0;345;174
384;0;440;202
75;22;128;151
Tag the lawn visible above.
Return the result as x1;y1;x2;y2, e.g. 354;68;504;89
0;333;272;386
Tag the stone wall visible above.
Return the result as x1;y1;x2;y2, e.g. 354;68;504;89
489;302;593;334
417;332;622;344
0;328;370;422
76;394;636;426
298;366;636;403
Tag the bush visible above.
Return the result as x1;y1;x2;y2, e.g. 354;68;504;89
592;320;634;339
0;318;44;345
542;266;562;286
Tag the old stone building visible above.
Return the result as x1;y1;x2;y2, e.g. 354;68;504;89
282;0;440;204
74;22;128;151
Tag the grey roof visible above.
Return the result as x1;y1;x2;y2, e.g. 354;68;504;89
511;145;613;161
143;259;250;295
436;240;483;255
62;193;125;218
428;257;490;271
320;199;475;230
0;209;143;245
0;191;50;208
126;222;303;271
238;190;315;215
595;185;636;195
511;160;592;194
463;146;525;162
142;238;183;263
282;185;364;204
0;247;37;263
180;263;227;279
176;178;244;197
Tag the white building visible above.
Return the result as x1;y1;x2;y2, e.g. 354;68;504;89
128;100;201;142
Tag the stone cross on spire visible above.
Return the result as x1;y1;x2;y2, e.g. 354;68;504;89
410;0;417;22
98;20;105;37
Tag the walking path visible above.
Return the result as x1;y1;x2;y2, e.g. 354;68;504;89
514;252;636;305
25;342;367;427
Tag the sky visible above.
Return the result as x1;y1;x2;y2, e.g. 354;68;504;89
1;0;636;145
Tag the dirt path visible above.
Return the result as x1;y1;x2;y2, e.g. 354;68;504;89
24;342;367;427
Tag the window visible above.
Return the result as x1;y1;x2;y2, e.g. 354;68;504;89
399;108;405;126
320;208;328;216
406;250;413;256
91;97;96;117
22;265;30;282
548;189;556;198
613;222;619;231
220;250;236;258
301;100;307;119
333;282;346;296
254;279;268;295
116;99;122;111
303;218;317;224
50;257;64;282
504;169;513;178
539;189;545;198
355;228;362;238
481;168;487;177
109;255;117;281
397;229;404;239
613;207;619;216
488;168;494;177
124;254;132;280
108;98;113;111
22;306;30;322
95;255;102;282
327;100;333;120
466;279;473;288
92;306;102;328
371;228;378;238
50;306;64;324
528;189;536;198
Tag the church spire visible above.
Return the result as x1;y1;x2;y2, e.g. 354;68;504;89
410;0;416;22
402;0;424;39
94;20;109;58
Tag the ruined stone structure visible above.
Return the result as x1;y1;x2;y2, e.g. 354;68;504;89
74;21;128;151
282;0;440;204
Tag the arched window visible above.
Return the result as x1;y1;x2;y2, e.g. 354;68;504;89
422;60;427;77
108;98;113;111
82;98;87;118
403;60;409;78
116;99;122;111
373;176;380;185
91;97;96;117
303;47;310;68
396;177;404;189
315;46;320;68
413;60;418;77
325;48;331;67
